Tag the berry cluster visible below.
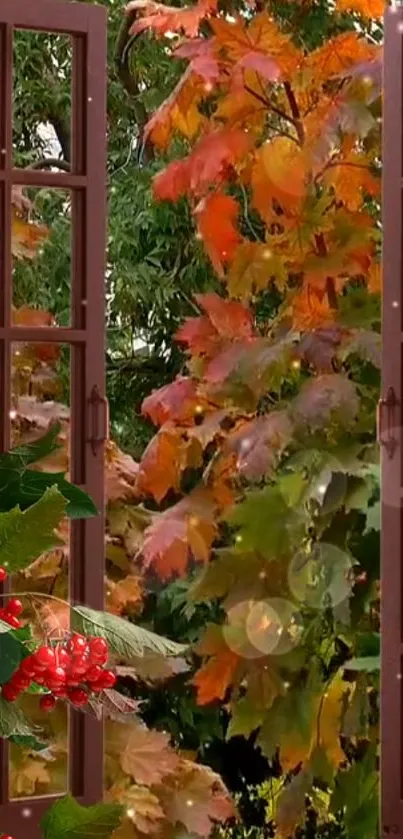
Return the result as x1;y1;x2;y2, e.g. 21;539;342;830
0;566;23;629
1;634;116;709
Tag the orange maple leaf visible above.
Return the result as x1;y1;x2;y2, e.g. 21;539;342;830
136;425;203;502
195;193;241;277
291;283;336;331
335;0;384;18
144;67;207;150
153;128;253;200
210;13;300;78
175;292;254;361
192;624;240;704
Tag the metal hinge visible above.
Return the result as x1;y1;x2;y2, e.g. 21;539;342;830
88;385;109;455
377;387;398;459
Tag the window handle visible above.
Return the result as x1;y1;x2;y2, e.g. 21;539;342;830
377;387;398;459
88;385;109;455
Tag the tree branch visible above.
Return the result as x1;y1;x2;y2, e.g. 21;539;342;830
114;10;154;163
283;81;304;146
30;158;71;172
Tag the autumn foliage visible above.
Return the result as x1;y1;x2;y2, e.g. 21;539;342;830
121;0;382;834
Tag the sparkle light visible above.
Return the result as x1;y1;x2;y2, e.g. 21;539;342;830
9;409;17;420
22;808;32;818
187;800;194;807
127;808;135;819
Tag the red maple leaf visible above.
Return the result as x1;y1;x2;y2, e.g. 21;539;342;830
195;193;241;276
153;128;253;200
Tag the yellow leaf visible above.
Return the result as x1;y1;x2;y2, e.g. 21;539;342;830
252;138;307;219
227;241;287;299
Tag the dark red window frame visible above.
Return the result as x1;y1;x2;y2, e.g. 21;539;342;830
0;2;107;836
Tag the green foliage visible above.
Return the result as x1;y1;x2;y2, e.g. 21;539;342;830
0;426;97;517
0;487;66;572
41;795;123;839
71;604;187;659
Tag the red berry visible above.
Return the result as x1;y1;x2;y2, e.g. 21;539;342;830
68;634;89;656
52;685;68;697
97;669;116;689
66;674;81;687
0;566;8;582
10;672;31;691
3;614;21;630
33;646;56;670
85;664;103;683
39;694;57;712
20;655;37;678
68;687;88;707
69;654;89;676
33;674;45;685
56;647;70;668
1;835;16;839
44;665;66;686
89;636;108;658
6;598;23;618
2;683;20;702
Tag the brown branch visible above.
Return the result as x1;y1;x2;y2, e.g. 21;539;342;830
115;10;154;163
30;157;71;172
283;81;304;145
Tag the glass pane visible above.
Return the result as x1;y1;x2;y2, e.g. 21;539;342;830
9;341;71;799
12;186;72;326
13;30;72;170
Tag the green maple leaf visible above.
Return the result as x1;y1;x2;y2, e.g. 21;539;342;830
330;748;379;839
226;484;304;559
0;486;66;573
41;795;123;839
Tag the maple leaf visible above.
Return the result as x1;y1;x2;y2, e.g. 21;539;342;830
158;760;236;835
335;0;384;18
110;782;165;837
192;624;241;704
227;241;287;299
109;782;165;837
297;325;344;372
252;138;307;220
195;192;241;277
175;292;254;364
128;0;217;39
275;770;312;839
304;32;377;83
144;67;206;150
106;442;139;503
293;373;360;432
340;328;381;368
11;208;48;260
141;376;200;426
136;425;202;502
106;575;143;616
225;412;293;480
210;13;300;78
323;155;380;212
153;128;253;200
117;720;180;785
291;284;336;331
141;489;217;579
9;755;51;797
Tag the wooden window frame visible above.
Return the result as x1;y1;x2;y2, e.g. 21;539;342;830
0;2;107;835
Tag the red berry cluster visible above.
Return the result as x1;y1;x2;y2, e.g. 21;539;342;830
0;566;23;629
1;634;116;709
